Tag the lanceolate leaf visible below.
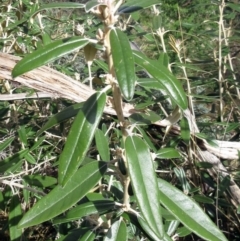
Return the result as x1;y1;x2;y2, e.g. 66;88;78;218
53;200;116;224
110;29;136;101
9;195;22;241
0;149;29;174
158;52;169;68
12;37;89;77
0;136;14;152
104;219;127;241
133;51;188;110
81;230;96;241
138;217;172;241
56;228;94;241
36;102;84;137
58;92;106;186
95;129;110;161
137;78;165;91
118;0;160;13
18;161;108;229
158;178;228;241
23;174;57;188
156;148;181;159
94;59;109;73
125;136;164;239
180;116;191;144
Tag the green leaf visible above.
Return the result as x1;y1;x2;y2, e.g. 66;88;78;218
94;59;109;73
166;220;180;236
58;92;106;186
129;113;152;125
152;15;163;31
133;51;188;110
22;180;30;206
137;78;165;91
9;195;22;241
196;162;213;169
0;149;29;174
53;200;116;224
177;226;192;237
95;129;110;161
193;195;214;204
138;217;172;241
118;0;160;13
37;102;84;137
158;178;228;241
228;3;240;12
12;37;89;77
104;219;127;241
125;136;164;239
29;136;45;151
18;161;107;229
174;167;191;193
85;0;107;12
0;136;14;152
41;31;52;45
195;133;219;148
56;228;95;241
23;175;57;188
110;29;136;101
156;148;181;159
136;126;157;152
180;116;191;144
24;153;36;164
18;126;27;146
81;229;96;241
0;191;4;211
158;52;169;68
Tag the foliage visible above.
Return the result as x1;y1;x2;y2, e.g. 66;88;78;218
1;0;240;240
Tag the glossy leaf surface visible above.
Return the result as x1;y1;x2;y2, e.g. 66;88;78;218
12;37;89;77
158;178;228;241
18;161;107;229
125;136;164;239
23;174;57;188
95;129;110;161
37;102;84;137
133;51;188;110
81;230;96;241
137;78;165;91
110;29;136;101
104;219;127;241
58;92;106;186
138;216;172;241
53;200;116;224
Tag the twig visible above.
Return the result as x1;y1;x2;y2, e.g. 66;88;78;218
0;92;58;100
0;179;46;196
